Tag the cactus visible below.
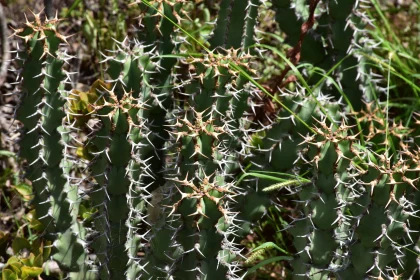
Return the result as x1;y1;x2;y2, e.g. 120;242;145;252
12;11;89;277
247;1;420;279
284;106;420;279
248;77;420;279
140;0;265;277
10;1;420;279
238;0;420;279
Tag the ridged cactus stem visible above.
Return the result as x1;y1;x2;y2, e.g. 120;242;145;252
166;65;242;278
87;83;142;278
122;2;187;277
271;0;369;109
104;38;158;279
13;11;87;275
242;0;260;51
290;113;420;279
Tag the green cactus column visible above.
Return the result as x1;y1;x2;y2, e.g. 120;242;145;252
159;1;268;277
132;0;184;194
205;0;272;241
291;110;420;279
85;78;136;279
124;1;188;278
103;37;167;279
164;62;242;279
13;12;87;276
247;87;420;279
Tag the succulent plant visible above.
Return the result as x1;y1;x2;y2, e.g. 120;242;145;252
247;1;420;279
10;1;420;279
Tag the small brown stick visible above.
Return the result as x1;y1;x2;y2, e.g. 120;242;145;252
270;0;320;94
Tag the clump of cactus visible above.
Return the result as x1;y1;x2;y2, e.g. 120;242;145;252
247;0;420;279
287;110;420;278
8;0;420;279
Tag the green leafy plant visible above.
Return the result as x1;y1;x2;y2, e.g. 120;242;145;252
1;237;51;280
